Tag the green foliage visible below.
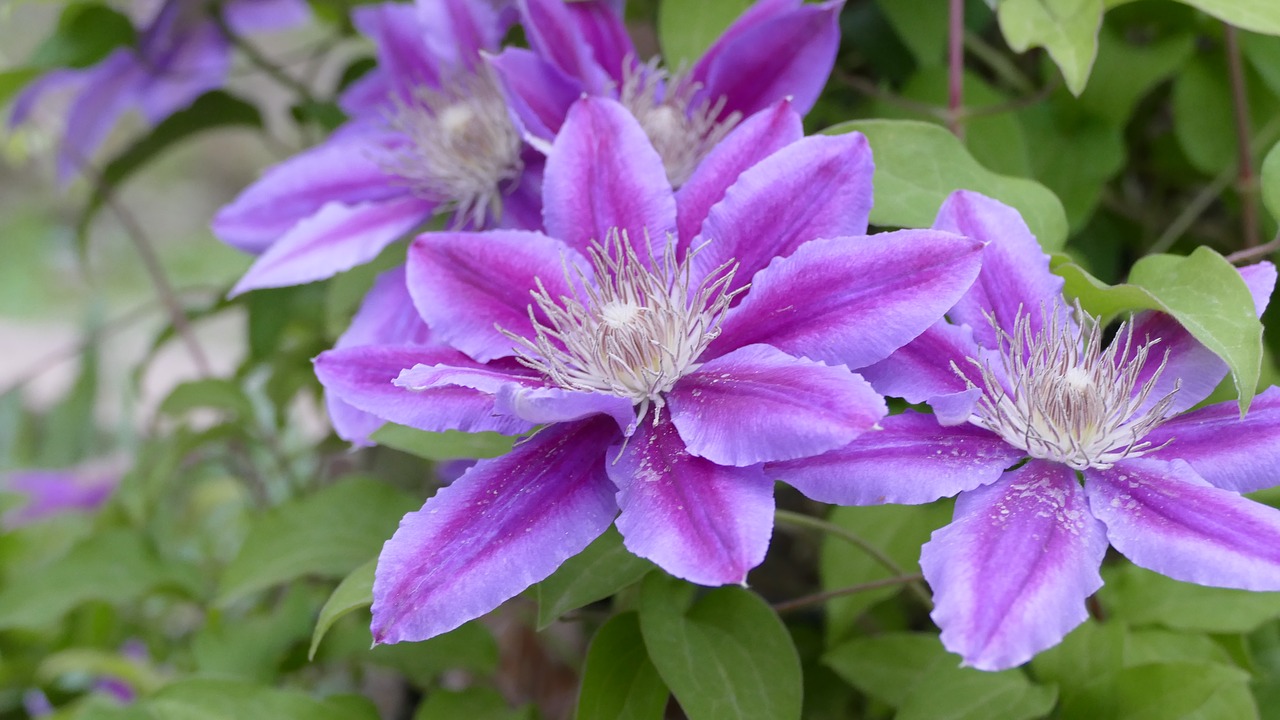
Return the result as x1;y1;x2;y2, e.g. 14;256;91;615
370;424;517;461
309;558;375;658
576;612;669;720
413;688;532;720
1099;564;1280;633
657;0;751;67
26;3;136;70
1264;140;1280;222
536;527;654;629
997;0;1105;95
142;678;380;720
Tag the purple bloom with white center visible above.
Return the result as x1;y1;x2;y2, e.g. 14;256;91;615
776;189;1280;671
10;0;309;184
315;95;985;644
2;466;118;528
213;0;543;297
490;0;843;189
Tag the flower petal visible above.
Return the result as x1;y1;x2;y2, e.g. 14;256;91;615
495;385;637;434
922;460;1109;671
517;0;612;93
488;47;582;142
229;196;433;296
350;3;441;103
674;98;803;249
314;346;534;435
56;51;147;182
417;0;506;69
667;343;885;466
932;191;1063;349
609;419;774;586
543;97;677;258
692;132;874;288
10;68;87;129
212;129;408;254
372;416;619;643
406;229;587;362
564;0;634;84
859;321;985;406
691;0;843;119
709;230;985;369
1142;386;1280;493
770;411;1021;505
223;0;311;33
1086;457;1280;590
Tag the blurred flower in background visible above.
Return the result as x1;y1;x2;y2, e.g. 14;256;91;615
1;463;119;528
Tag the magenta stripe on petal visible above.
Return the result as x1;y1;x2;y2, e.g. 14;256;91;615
518;0;611;93
1087;458;1280;591
709;230;984;369
922;461;1109;671
488;48;581;141
1143;386;1280;493
372;417;619;643
495;385;637;434
609;420;774;586
860;321;985;407
771;411;1021;506
668;343;885;466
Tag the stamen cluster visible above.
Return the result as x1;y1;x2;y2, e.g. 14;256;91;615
960;302;1180;470
382;69;523;227
505;230;743;423
618;60;741;189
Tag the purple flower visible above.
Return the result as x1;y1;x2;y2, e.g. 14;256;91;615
213;0;544;297
315;96;985;644
10;0;309;184
2;466;118;528
777;190;1280;671
491;0;843;188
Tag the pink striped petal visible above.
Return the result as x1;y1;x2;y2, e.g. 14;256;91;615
860;321;985;406
518;0;611;93
1142;386;1280;493
488;47;581;141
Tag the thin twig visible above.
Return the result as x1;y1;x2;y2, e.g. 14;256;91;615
1225;23;1260;249
948;0;965;137
1226;231;1280;264
964;30;1036;95
835;70;948;119
774;509;934;609
773;574;925;615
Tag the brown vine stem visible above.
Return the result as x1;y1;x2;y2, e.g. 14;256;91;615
1226;231;1280;265
773;509;934;609
1225;23;1260;249
773;574;925;615
948;0;965;138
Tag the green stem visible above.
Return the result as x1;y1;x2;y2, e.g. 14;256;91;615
773;574;925;615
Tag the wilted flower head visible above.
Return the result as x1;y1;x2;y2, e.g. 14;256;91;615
315;96;985;644
10;0;309;183
777;190;1280;671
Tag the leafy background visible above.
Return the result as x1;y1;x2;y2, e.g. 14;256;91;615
3;0;1280;718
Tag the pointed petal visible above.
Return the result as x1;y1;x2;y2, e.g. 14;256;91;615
674;98;803;249
709;230;985;369
860;321;985;405
771;411;1021;505
351;4;440;101
372;417;618;643
314;346;534;435
495;385;637;434
564;0;634;83
609;420;774;586
932;191;1063;349
1128;261;1276;414
543;97;677;258
56;51;146;182
1142;386;1280;493
9;68;87;129
692;132;873;289
691;0;842;119
229;196;432;296
922;461;1109;671
488;47;581;142
212;130;407;254
1087;458;1280;590
134;24;229;123
668;344;885;466
406;229;587;362
518;0;611;93
334;266;433;350
417;0;506;68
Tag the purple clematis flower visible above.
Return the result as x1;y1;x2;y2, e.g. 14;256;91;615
10;0;309;183
315;96;985;644
490;0;843;189
2;465;118;528
775;190;1280;671
213;0;544;297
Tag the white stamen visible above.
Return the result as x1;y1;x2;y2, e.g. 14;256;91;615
380;68;523;228
500;229;745;424
956;301;1180;470
618;59;742;189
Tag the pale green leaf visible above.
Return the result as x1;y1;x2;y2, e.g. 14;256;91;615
824;119;1068;251
371;424;516;461
1060;662;1257;720
998;0;1105;95
537;527;653;629
310;558;375;659
1262;140;1280;223
577;612;669;720
1168;0;1280;35
143;679;375;720
657;0;751;68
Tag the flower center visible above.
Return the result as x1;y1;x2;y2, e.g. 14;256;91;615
618;61;741;189
503;229;744;422
958;302;1180;470
381;68;523;228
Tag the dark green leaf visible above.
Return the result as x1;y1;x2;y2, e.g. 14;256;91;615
193;589;318;682
1060;661;1256;720
876;0;947;67
310;558;375;658
28;3;136;69
414;688;531;720
577;612;669;720
537;527;653;629
1098;564;1280;633
371;424;517;461
1263;140;1280;224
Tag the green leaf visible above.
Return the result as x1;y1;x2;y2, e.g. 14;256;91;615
217;476;419;604
825;632;1057;720
1173;53;1279;176
1060;662;1256;720
414;688;531;720
1098;564;1280;633
1168;0;1280;35
1076;27;1194;126
657;0;751;68
1263;140;1280;223
143;678;377;720
38;647;166;694
576;612;669;720
537;527;653;629
27;3;136;69
1052;246;1262;411
0;68;41;106
823;119;1069;251
193;589;318;682
0;528;193;630
371;424;517;461
310;558;375;659
77;91;263;248
815;503;950;642
876;0;948;67
639;575;802;720
157;379;256;421
1030;619;1126;691
997;0;1105;95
